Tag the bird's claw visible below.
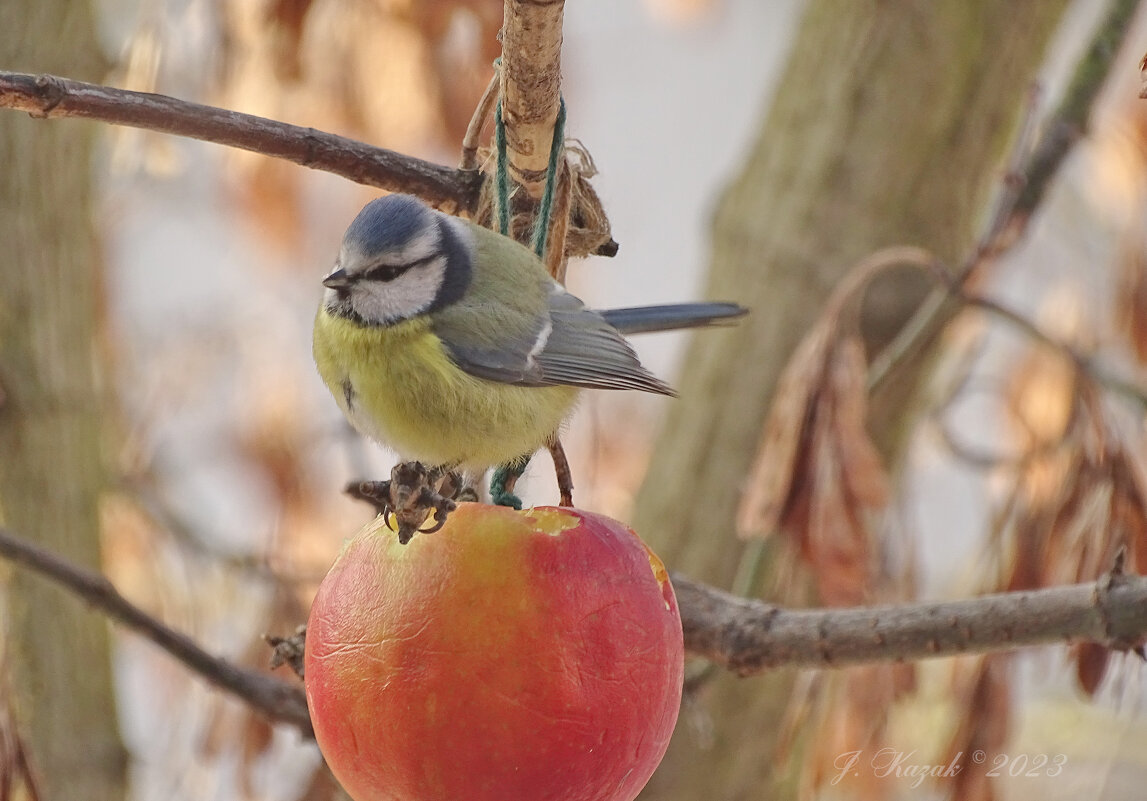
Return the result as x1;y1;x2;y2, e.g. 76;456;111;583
345;462;472;543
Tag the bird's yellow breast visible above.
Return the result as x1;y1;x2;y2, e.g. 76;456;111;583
313;310;579;468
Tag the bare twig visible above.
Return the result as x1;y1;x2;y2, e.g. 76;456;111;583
0;71;481;212
4;522;1147;704
1014;0;1140;220
460;68;501;171
959;291;1147;411
0;527;312;736
264;626;307;680
673;565;1147;675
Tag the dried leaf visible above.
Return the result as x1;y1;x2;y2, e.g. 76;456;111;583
1110;443;1147;576
1116;231;1147;364
1006;508;1050;592
739;255;896;607
1003;384;1147;596
804;666;903;801
1006;444;1100;592
0;675;40;801
232;158;304;257
1059;477;1112;585
774;670;822;768
266;0;315;82
890;661;918;698
940;656;1011;801
409;1;505;146
746;251;920;801
738;317;835;538
807;417;873;606
201;586;310;789
746;331;890;604
1004;347;1077;455
1072;641;1111;697
829;337;891;512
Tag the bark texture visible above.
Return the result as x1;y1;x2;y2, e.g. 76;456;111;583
500;0;566;196
634;2;1069;798
0;2;127;799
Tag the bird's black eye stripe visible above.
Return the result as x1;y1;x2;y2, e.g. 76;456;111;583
362;263;407;282
362;254;440;283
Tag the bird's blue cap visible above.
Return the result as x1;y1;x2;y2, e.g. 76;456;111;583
343;194;432;255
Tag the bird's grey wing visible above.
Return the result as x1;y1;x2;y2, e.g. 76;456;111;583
435;289;673;396
532;291;674;396
434;313;550;386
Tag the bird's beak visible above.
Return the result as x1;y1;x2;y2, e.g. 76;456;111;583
322;268;351;289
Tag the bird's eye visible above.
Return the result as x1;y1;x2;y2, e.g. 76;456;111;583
363;263;408;282
362;253;440;283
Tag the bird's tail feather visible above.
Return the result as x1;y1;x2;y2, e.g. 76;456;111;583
599;302;747;335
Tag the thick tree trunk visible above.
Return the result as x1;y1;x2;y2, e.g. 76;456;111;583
635;2;1068;798
0;3;127;799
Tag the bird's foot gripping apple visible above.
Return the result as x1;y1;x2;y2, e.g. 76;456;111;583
305;503;684;801
343;460;473;543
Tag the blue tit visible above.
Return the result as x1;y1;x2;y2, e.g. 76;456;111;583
313;193;744;474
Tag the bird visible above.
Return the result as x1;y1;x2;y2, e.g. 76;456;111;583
312;193;744;506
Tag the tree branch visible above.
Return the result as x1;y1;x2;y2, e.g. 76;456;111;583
0;526;312;737
3;523;1146;721
673;562;1147;675
0;71;481;212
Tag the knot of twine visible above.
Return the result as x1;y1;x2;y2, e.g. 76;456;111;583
474;116;613;278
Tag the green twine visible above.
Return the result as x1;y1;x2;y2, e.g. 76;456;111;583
494;98;512;238
489;91;566;507
530;97;566;258
493;96;567;259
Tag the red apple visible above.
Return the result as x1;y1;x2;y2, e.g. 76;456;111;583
304;503;684;801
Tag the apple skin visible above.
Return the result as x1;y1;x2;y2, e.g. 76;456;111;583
304;504;684;801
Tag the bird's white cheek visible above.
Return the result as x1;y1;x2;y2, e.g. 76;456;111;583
351;259;446;324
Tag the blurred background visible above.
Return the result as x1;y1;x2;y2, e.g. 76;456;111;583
5;0;1147;799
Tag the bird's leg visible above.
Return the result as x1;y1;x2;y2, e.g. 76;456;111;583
490;455;532;509
345;462;459;544
430;465;478;503
545;435;574;507
454;481;480;503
